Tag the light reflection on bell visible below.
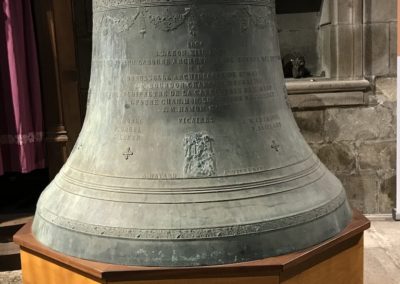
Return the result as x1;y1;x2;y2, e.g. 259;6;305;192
32;0;352;267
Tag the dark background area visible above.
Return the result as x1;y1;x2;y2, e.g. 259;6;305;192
276;0;322;14
0;169;48;214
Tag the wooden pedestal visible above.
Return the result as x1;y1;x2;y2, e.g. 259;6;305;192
14;210;369;284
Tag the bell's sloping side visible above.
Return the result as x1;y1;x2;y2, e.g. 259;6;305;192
33;0;352;267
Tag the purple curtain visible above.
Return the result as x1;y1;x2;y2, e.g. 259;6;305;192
0;0;45;175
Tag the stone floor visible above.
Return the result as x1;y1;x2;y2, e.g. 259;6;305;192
0;271;21;284
364;217;400;284
0;218;399;284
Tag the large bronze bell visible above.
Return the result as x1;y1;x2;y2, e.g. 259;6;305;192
33;0;352;267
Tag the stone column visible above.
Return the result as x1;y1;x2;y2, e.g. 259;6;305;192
329;0;364;79
363;0;397;77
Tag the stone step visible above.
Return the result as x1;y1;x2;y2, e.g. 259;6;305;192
0;242;21;272
0;215;33;243
0;214;33;271
0;215;33;228
0;243;19;257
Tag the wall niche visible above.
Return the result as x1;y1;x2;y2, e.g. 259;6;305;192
276;0;324;78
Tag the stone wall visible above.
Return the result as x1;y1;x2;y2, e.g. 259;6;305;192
294;78;396;214
291;0;397;214
364;0;397;77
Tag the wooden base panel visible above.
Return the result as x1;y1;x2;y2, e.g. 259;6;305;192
21;250;99;284
15;210;370;284
281;237;363;284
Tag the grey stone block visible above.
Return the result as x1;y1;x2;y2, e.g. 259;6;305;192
318;25;332;77
389;22;397;75
316;142;356;173
352;0;364;24
277;12;320;30
358;141;396;171
325;105;394;142
308;143;321;156
289;91;365;109
333;25;355;78
293;110;325;143
375;77;397;102
332;0;363;24
330;24;363;79
329;25;338;77
319;0;331;26
340;173;379;214
379;173;396;214
363;0;397;23
393;103;397;137
364;23;390;76
352;24;364;78
286;79;370;94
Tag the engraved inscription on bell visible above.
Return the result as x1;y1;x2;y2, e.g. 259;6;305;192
32;0;352;267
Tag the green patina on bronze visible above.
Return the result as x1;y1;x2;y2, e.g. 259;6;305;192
33;0;352;267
